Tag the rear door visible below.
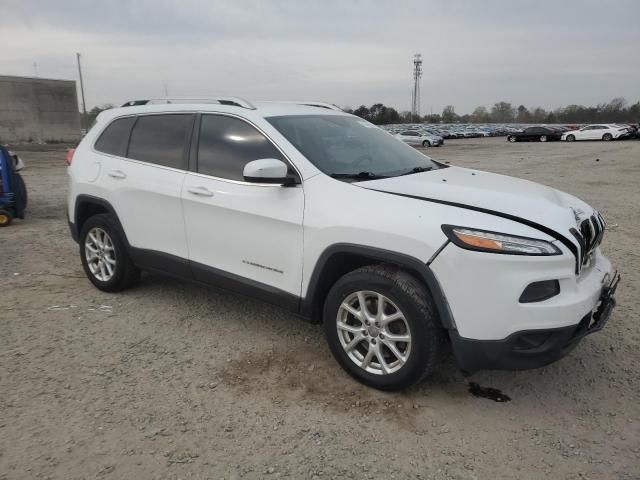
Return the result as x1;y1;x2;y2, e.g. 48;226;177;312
108;113;193;271
181;113;304;306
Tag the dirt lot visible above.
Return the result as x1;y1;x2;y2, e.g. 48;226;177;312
1;137;639;479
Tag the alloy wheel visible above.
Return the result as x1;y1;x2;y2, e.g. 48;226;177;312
336;291;411;375
85;227;116;281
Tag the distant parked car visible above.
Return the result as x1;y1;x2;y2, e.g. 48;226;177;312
562;124;630;142
507;126;563;143
396;130;443;147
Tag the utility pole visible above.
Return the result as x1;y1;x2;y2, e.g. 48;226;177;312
411;53;423;123
76;52;87;130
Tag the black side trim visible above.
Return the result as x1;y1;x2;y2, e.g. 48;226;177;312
129;248;192;279
191;260;299;312
361;188;580;273
129;248;300;313
301;243;455;329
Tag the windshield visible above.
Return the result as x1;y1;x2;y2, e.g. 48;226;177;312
266;115;442;179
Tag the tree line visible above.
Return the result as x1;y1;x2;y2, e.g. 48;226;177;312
84;97;640;127
347;98;640;125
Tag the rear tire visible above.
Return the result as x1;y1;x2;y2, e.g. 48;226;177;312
79;213;140;292
422;140;431;147
508;135;517;142
323;265;444;391
602;133;613;141
540;135;548;142
566;134;576;142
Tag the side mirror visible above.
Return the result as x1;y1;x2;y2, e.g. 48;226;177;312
243;158;296;185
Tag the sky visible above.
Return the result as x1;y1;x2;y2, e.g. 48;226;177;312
1;0;638;114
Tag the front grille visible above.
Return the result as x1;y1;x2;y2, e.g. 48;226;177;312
569;211;606;273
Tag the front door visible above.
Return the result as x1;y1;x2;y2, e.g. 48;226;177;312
181;113;304;307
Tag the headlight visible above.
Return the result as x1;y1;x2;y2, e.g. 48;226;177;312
442;225;561;255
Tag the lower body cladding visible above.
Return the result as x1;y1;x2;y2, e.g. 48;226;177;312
430;244;619;373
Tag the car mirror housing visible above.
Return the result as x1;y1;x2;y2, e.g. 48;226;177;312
243;158;296;185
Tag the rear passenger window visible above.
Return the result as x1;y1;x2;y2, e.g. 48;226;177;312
94;117;135;156
127;114;193;169
197;115;284;181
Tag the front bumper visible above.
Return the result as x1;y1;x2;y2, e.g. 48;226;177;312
450;272;620;373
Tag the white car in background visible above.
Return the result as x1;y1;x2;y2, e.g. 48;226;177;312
562;124;629;142
396;130;443;147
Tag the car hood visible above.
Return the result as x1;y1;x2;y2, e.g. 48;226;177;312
358;165;592;237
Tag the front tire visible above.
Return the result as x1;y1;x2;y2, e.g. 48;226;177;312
323;265;443;391
79;213;140;292
422;140;431;147
566;134;576;142
602;133;613;141
508;135;517;142
539;135;548;142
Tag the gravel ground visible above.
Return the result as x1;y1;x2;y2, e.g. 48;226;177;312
1;137;639;479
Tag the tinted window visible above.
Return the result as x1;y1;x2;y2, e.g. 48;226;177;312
95;117;135;156
197;115;284;180
127;114;193;168
524;127;538;133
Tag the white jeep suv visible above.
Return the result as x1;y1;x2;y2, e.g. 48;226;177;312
67;97;619;390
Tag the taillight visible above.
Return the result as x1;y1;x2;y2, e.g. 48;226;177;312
66;148;75;166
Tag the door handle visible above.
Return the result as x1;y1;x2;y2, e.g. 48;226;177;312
108;170;127;179
187;186;214;197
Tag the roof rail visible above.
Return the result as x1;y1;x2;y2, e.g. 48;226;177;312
260;101;343;111
121;97;256;110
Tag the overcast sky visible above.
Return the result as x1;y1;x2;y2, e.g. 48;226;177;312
2;0;638;113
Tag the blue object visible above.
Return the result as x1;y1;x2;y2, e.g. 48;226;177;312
0;145;27;224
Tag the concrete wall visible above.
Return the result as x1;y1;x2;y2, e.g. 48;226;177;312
0;75;81;143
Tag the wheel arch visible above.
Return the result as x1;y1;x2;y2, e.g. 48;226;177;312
301;243;456;330
72;195;129;246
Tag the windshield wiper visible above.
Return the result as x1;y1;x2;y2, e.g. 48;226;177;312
330;171;389;180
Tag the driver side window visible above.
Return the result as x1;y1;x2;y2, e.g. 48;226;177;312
197;115;285;181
